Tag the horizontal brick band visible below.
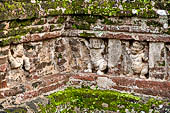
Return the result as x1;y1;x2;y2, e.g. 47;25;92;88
0;73;169;101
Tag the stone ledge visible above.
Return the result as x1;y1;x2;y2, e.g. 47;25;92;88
64;30;170;42
1;30;170;47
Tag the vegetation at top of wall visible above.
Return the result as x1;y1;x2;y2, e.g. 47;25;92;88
0;1;38;21
0;0;169;22
0;35;22;46
146;20;163;27
0;0;169;46
38;87;165;113
9;19;33;28
165;28;170;35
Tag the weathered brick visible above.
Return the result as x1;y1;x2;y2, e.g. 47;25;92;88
112;86;131;92
111;77;135;87
134;88;159;97
0;56;8;65
71;74;97;81
0;64;7;72
4;85;25;97
0;81;7;89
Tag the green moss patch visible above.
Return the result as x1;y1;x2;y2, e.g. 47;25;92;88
80;32;96;37
9;19;33;28
4;107;27;113
1;0;168;22
0;35;21;46
165;28;170;35
39;88;164;113
146;20;163;27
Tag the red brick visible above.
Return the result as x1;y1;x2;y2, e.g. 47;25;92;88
38;83;62;94
104;33;132;40
23;83;65;100
72;74;96;81
112;86;131;92
0;81;7;89
134;88;160;97
0;56;7;64
42;32;61;39
111;77;135;86
3;85;25;97
63;30;170;42
0;64;7;72
22;31;61;43
23;91;39;99
42;74;69;86
135;80;170;91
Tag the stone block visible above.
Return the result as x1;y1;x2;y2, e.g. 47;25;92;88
108;39;133;76
0;56;7;65
108;39;122;75
96;77;115;89
166;44;170;80
0;46;9;57
0;81;7;89
149;42;167;80
108;39;148;78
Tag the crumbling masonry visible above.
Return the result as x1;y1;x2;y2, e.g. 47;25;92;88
0;0;169;110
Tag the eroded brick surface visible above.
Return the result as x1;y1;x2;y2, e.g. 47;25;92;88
0;2;169;109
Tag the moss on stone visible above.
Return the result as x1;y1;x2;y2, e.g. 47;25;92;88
146;20;163;27
102;18;115;25
165;28;170;35
73;16;99;24
50;25;55;30
0;0;169;22
0;23;6;30
49;9;63;16
138;9;159;18
9;20;19;28
35;19;45;25
30;27;44;34
9;19;33;28
0;25;45;40
4;107;27;113
158;61;166;66
0;35;22;46
72;23;90;30
72;15;100;30
0;30;6;38
20;19;33;26
57;16;66;24
39;88;164;113
80;32;96;37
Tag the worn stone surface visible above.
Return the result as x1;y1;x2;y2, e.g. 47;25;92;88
0;0;169;109
84;38;107;75
96;77;115;89
0;73;170;113
129;41;148;79
108;39;122;75
149;42;167;80
166;44;170;80
108;40;148;78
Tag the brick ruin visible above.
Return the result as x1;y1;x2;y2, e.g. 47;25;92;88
0;0;169;109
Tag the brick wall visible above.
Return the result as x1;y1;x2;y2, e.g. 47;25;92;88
0;0;169;107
